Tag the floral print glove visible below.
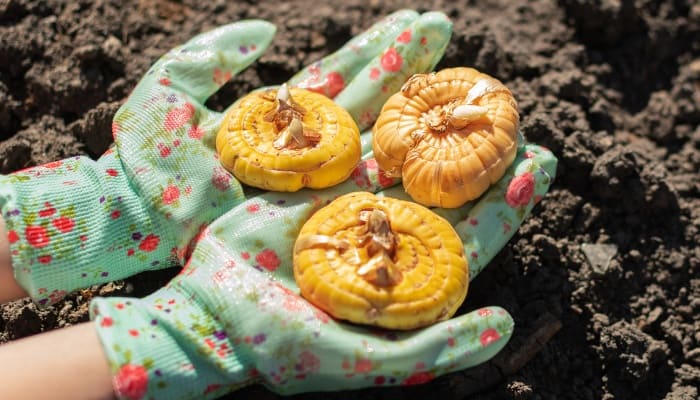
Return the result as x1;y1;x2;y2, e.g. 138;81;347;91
90;141;557;400
0;10;447;306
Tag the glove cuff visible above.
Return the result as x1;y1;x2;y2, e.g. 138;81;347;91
0;151;174;306
90;286;251;400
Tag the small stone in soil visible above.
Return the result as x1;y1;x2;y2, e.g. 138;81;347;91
581;243;618;274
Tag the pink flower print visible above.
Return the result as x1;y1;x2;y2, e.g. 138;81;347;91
38;203;56;218
138;234;160;252
106;168;118;177
397;29;412;43
25;225;50;248
480;327;501;346
38;255;52;264
354;358;373;373
403;371;434;385
306;71;345;98
380;47;403;73
188;124;205;139
378;169;395;188
114;364;149;400
213;68;232;86
420;36;428;46
296;351;321;376
274;282;306;312
52;217;75;233
164;103;195;131
283;293;305;312
48;289;66;304
43;160;63;169
351;166;370;189
308;63;321;76
314;308;330;324
159;77;171;86
477;308;493;317
246;203;260;213
204;384;222;395
162;184;180;205
256;249;281;271
158;143;171;158
369;67;380;80
100;316;113;328
211;167;232;191
111;210;121;219
503;222;512;234
213;268;232;285
112;122;120;138
323;72;345;98
7;230;19;244
365;158;378;169
505;172;535;208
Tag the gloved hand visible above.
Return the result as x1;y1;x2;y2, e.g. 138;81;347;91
0;10;447;306
90;141;556;399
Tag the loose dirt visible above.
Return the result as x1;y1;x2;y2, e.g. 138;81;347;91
1;0;698;399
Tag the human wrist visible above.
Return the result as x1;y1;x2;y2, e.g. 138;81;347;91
0;214;28;302
0;322;114;400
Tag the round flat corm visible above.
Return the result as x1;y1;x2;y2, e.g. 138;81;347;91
293;192;469;330
217;84;361;191
373;67;519;208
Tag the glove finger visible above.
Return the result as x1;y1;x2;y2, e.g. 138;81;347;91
272;305;514;393
334;11;453;130
444;142;557;279
145;20;276;104
287;9;419;98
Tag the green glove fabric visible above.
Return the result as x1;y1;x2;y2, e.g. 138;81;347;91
90;141;556;399
0;10;446;306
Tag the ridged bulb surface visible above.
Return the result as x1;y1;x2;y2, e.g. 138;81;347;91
372;67;519;208
217;87;361;192
293;192;469;330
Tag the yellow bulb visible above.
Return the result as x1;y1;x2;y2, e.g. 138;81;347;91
216;86;361;191
293;192;468;330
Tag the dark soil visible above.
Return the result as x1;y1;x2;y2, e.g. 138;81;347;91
1;0;699;399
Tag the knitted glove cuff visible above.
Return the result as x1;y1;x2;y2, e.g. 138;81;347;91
0;150;175;306
90;285;250;400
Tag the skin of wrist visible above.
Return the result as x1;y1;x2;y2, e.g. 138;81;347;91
0;215;29;302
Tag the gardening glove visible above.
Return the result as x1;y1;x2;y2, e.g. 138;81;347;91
0;10;447;306
90;141;557;399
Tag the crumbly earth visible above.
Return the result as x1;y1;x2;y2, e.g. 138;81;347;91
1;0;698;399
